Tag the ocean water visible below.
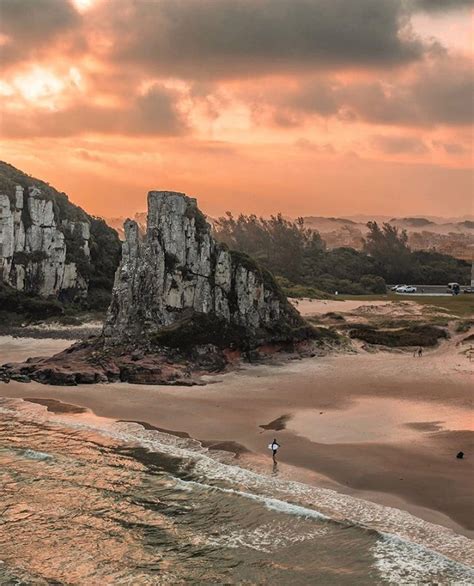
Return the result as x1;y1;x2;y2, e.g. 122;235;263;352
0;397;473;585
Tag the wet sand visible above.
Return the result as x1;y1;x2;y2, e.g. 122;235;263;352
1;331;473;537
0;335;74;363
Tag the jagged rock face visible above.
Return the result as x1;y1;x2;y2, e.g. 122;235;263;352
0;185;89;297
104;191;307;346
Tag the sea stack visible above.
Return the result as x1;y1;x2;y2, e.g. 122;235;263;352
1;191;314;386
104;191;309;349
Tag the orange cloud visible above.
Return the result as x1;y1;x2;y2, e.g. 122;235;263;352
0;0;472;219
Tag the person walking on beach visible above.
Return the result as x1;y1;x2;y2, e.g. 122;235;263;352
418;347;423;358
270;438;280;462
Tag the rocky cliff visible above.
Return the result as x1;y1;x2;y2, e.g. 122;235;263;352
0;184;90;297
104;191;309;348
0;162;121;301
1;190;316;386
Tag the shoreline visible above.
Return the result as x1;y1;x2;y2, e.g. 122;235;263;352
0;324;101;341
39;397;472;537
1;391;472;543
1;331;472;539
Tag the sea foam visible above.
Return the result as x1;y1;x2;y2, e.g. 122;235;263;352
2;396;473;580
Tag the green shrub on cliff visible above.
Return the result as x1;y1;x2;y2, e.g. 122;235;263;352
150;310;316;351
0;161;87;223
0;283;63;320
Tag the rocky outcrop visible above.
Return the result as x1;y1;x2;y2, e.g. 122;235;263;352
0;186;89;297
0;338;206;386
0;161;121;301
104;191;310;348
2;190;317;386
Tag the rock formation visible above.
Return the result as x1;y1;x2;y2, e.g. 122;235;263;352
104;191;309;348
0;186;89;297
0;161;121;301
2;190;316;386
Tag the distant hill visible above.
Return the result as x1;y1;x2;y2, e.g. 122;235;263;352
105;213;147;240
390;217;435;227
107;211;473;261
300;214;473;261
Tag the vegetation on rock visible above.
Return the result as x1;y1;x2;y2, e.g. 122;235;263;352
0;161;122;309
0;282;64;321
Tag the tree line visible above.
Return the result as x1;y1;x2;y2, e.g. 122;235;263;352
213;213;470;295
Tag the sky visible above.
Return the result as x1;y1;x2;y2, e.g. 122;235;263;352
0;0;473;219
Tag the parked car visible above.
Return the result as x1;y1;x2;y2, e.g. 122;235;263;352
463;287;473;294
447;282;460;295
396;285;417;293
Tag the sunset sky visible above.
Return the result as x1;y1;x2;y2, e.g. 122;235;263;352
0;0;473;219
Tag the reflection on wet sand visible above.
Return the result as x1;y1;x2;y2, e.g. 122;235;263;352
1;328;473;583
286;396;474;444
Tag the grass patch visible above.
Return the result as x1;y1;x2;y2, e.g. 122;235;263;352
311;326;343;342
0;281;109;324
455;319;474;333
0;310;24;327
337;293;474;317
282;284;333;300
58;315;83;326
0;283;64;320
323;312;345;321
368;316;450;328
348;323;448;347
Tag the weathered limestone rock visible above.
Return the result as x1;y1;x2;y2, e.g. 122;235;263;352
0;194;14;267
104;191;309;348
0;185;90;297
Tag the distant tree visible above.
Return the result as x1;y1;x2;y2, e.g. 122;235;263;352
364;222;413;282
214;214;468;294
214;213;324;283
360;274;387;294
411;250;470;285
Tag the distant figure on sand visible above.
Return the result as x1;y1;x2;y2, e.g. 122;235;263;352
418;347;423;357
269;438;280;462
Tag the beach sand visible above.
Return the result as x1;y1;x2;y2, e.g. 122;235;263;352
290;297;441;319
290;298;400;316
1;320;473;538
